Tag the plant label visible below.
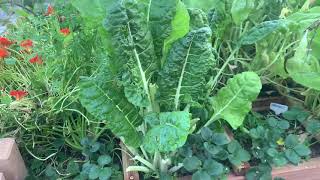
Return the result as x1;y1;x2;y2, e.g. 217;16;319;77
270;103;288;115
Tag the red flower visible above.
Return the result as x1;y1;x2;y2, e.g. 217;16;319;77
0;48;10;58
20;39;33;51
29;55;43;64
45;5;54;16
0;36;13;47
9;90;28;100
60;28;71;36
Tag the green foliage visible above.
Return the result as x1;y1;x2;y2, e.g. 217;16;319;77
143;111;190;153
77;2;259;176
231;0;255;25
208;72;262;129
43;137;122;180
158;27;215;110
244;110;312;177
239;20;286;45
79;77;143;148
150;0;190;62
178;127;249;179
3;0;320;179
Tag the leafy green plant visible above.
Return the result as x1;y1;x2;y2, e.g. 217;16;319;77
0;2;121;178
178;127;250;179
237;108;317;179
78;0;261;178
43;137;122;180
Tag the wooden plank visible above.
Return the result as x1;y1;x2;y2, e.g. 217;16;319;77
0;173;5;180
180;157;320;180
0;138;27;180
120;142;140;180
271;157;320;180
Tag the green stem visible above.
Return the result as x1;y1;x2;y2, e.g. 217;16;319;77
133;155;156;171
211;48;239;91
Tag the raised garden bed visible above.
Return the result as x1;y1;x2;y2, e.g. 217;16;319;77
120;96;320;179
1;1;320;180
121;150;320;180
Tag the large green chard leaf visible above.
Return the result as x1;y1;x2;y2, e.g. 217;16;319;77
311;29;320;59
104;0;156;108
158;27;215;110
286;32;320;90
143;111;190;153
231;0;255;25
79;77;143;148
182;0;225;12
207;72;262;129
150;0;190;63
187;8;209;30
239;20;286;45
286;7;320;33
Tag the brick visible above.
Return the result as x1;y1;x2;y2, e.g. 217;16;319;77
0;138;27;180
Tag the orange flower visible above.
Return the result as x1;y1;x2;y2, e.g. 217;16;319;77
29;54;43;64
9;90;28;100
0;36;13;47
20;39;33;52
60;28;70;36
45;5;54;16
0;48;10;58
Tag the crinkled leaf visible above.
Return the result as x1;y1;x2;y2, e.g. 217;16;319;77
144;113;160;128
239;20;285;45
79;78;143;148
187;8;209;30
152;1;190;65
231;0;255;25
183;156;202;171
210;72;262;129
158;27;215;110
143;111;190;152
104;0;157;107
150;0;190;61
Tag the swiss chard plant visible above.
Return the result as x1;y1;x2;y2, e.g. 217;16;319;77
78;0;262;178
